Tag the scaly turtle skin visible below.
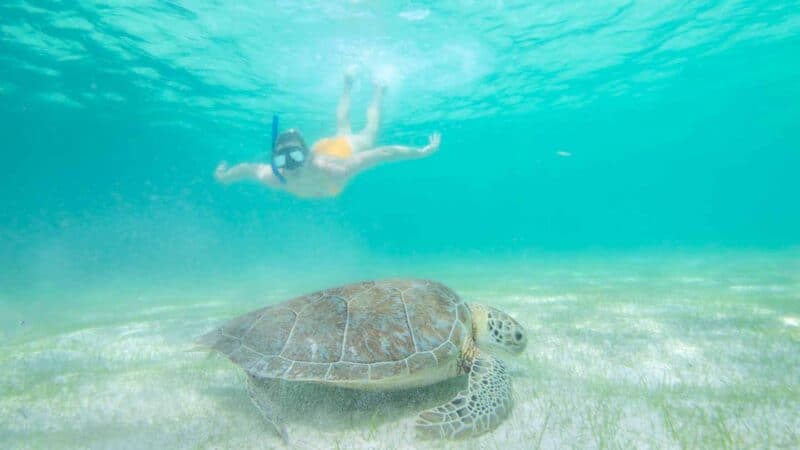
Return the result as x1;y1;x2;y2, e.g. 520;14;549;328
197;279;527;442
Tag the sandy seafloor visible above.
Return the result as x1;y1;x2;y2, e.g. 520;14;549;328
1;251;799;449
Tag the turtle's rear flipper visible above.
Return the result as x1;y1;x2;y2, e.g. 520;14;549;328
246;376;290;444
415;353;513;439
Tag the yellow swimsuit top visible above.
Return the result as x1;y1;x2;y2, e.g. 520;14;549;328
312;136;353;195
312;136;353;158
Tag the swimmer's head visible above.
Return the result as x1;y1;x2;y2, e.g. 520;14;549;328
272;129;308;171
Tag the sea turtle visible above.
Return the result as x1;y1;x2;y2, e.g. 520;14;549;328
197;279;527;441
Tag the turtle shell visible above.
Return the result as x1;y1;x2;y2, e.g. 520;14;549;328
199;279;472;384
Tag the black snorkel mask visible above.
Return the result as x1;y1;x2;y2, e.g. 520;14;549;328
270;115;309;184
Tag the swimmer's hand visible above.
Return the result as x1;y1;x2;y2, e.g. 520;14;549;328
214;161;229;183
419;132;441;156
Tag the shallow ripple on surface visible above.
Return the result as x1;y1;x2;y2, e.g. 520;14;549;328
3;0;800;129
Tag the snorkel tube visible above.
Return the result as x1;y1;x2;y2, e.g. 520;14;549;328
270;114;287;184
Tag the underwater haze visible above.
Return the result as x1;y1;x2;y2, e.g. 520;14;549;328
1;1;799;449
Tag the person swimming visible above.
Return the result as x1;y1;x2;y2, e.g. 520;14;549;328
214;71;441;198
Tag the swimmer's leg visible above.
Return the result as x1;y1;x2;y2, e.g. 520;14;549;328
336;72;354;135
352;83;385;152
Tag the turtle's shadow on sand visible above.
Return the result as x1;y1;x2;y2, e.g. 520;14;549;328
252;376;466;431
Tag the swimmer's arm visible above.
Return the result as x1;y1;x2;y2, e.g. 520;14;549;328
346;132;441;173
214;162;282;188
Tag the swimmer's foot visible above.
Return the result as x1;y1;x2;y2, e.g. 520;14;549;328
371;81;387;107
344;65;359;87
373;81;387;97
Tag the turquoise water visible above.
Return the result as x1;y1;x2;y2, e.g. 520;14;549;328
1;1;799;449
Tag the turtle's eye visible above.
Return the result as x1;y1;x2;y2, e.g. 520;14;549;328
514;332;522;341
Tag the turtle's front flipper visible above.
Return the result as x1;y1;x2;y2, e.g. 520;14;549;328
245;376;290;444
415;353;513;439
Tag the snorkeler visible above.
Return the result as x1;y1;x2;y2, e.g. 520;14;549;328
214;72;441;198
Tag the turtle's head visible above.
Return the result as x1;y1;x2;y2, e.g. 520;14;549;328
469;304;527;355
